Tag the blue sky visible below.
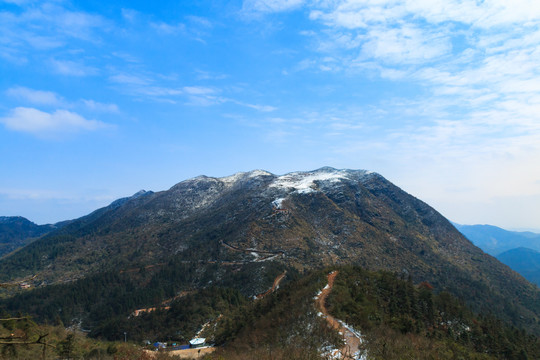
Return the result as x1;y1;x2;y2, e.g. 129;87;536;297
1;0;540;231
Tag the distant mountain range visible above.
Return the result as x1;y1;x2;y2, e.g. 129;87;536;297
454;223;540;255
496;247;540;286
454;223;540;286
0;216;66;258
1;167;539;338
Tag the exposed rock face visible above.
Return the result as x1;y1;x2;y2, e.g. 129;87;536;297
1;167;539;331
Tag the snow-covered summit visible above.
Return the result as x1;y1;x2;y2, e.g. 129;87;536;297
269;167;371;194
219;169;273;185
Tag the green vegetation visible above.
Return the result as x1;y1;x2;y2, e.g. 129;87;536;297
0;216;55;259
0;258;289;339
1;265;539;359
2;170;540;337
327;266;540;359
0;314;147;360
92;287;247;343
209;269;342;360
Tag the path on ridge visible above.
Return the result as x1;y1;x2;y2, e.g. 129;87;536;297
256;271;287;299
316;271;362;360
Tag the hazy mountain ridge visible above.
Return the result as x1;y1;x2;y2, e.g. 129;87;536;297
454;223;540;286
454;223;540;255
0;216;61;258
496;247;540;286
1;167;539;334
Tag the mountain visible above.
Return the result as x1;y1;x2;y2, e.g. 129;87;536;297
454;223;540;255
1;167;539;335
0;216;60;258
496;247;540;286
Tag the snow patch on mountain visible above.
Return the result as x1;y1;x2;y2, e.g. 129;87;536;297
272;198;285;209
220;169;273;186
269;170;349;193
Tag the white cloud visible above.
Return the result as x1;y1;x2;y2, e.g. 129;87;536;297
109;73;151;86
0;3;107;51
151;21;186;35
230;99;277;112
0;186;118;202
6;86;63;106
49;59;98;76
0;187;71;201
186;16;213;28
183;86;215;95
5;86;120;114
109;74;274;111
309;0;540;29
243;0;306;13
81;100;119;113
33;3;108;41
121;8;139;23
360;25;451;64
0;107;111;136
1;0;34;4
139;86;184;97
242;103;277;112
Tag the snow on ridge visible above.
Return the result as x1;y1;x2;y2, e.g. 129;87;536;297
219;169;273;185
269;169;350;192
272;198;285;209
249;169;274;177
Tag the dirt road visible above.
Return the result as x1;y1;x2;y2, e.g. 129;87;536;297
256;271;287;299
167;347;216;358
315;271;362;360
143;347;215;359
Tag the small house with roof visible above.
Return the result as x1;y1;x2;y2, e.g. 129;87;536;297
189;337;206;348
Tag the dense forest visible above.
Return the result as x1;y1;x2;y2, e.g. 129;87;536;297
1;265;539;359
0;257;289;338
326;266;540;359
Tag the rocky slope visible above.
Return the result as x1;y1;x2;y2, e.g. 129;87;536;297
1;167;539;332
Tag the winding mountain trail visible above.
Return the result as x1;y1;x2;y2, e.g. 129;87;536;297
316;271;362;360
220;240;284;262
256;271;287;299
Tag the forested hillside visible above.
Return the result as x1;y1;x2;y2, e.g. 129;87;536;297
1;169;538;335
0;216;58;258
1;168;540;359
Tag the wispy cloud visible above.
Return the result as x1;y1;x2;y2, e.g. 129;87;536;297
237;102;277;112
0;2;108;53
6;86;63;106
121;8;139;23
49;58;99;76
266;0;540;172
183;86;215;95
108;70;277;111
109;73;152;86
80;100;119;113
151;21;186;35
0;107;112;136
0;187;75;201
243;0;306;13
0;187;117;204
5;86;119;114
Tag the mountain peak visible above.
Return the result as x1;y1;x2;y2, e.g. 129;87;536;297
268;167;375;195
133;190;149;197
218;169;274;185
1;166;539;335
